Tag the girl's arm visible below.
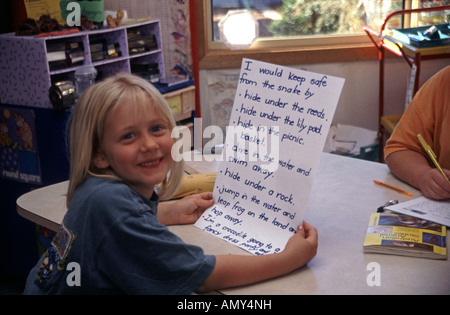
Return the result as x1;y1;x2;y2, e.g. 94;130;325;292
157;192;214;225
196;221;318;293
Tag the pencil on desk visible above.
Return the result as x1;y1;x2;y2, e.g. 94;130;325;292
373;180;413;197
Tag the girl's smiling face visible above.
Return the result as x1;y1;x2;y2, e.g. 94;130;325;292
94;99;174;198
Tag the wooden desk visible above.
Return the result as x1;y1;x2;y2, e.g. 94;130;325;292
16;153;450;294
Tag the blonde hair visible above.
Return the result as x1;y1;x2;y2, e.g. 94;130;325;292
66;73;183;206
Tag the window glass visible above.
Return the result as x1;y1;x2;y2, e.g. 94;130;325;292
211;0;449;42
415;0;450;26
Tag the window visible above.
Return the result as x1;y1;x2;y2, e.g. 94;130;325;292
198;0;450;69
212;0;403;41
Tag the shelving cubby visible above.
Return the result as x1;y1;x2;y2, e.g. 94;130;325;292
0;20;164;108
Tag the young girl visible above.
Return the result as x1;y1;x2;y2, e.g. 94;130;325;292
24;73;318;294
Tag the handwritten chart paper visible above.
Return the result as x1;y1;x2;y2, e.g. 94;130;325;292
195;59;345;255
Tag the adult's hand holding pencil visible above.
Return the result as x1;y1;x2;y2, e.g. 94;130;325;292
385;146;450;201
419;166;450;200
416;134;450;200
417;134;450;183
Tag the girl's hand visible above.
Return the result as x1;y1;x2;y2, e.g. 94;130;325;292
197;220;318;293
158;192;214;225
281;221;318;270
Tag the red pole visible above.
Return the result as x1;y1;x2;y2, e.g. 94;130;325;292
189;0;201;118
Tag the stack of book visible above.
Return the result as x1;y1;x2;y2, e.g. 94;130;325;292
89;39;104;62
130;60;160;83
89;39;121;62
67;42;84;67
364;212;447;259
46;41;84;70
127;29;157;55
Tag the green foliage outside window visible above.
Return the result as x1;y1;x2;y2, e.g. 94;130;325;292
268;0;402;36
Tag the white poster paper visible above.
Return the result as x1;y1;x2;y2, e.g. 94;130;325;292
195;59;345;255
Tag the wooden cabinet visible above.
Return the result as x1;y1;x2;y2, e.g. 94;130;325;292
163;85;195;122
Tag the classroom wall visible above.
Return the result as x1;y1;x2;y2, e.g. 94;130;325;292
105;1;448;134
199;58;449;133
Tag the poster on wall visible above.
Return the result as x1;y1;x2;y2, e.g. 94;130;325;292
0;106;42;185
207;69;240;133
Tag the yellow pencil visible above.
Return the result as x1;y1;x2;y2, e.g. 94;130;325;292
417;134;450;183
373;180;413;197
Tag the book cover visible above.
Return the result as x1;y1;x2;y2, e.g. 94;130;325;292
364;212;447;259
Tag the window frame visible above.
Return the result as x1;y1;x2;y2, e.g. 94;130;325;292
197;0;379;69
197;0;450;69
